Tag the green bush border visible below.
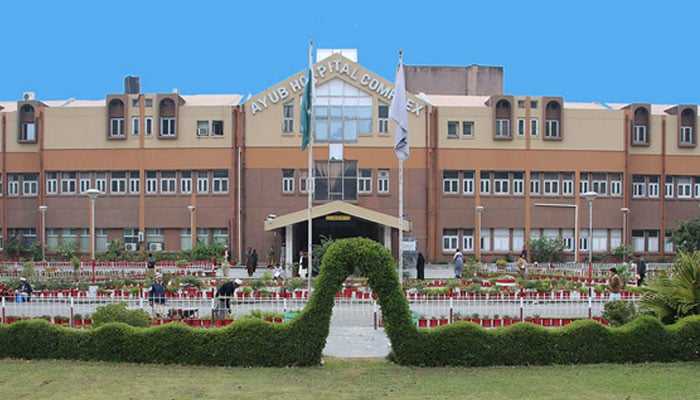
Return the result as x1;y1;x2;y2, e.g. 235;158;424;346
0;237;698;366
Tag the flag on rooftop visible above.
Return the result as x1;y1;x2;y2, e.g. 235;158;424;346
389;58;409;161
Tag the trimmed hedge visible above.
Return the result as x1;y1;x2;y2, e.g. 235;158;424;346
0;237;698;367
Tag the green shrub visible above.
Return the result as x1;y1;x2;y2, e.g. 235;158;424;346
91;303;150;328
603;300;637;327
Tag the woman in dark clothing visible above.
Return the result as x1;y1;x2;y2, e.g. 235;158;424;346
416;252;425;280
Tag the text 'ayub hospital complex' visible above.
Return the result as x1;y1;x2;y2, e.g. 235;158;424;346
1;49;699;266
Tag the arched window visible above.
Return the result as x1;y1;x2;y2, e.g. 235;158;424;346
159;98;177;137
494;99;511;138
108;99;125;137
545;101;562;139
632;107;650;145
679;107;696;146
19;104;36;142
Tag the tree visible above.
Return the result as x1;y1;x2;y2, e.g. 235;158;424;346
668;216;700;253
526;237;566;263
640;251;700;324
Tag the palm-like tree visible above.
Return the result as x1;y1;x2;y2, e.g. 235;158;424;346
640;251;700;324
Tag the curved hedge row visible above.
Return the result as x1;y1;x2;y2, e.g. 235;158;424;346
0;237;698;367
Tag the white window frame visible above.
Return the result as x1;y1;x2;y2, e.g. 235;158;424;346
517;118;526;137
180;171;192;194
462;121;474;138
610;174;622;196
131;117;140;136
462;229;474;251
110;172;127;194
443;171;459;194
495;119;510;137
647;230;659;252
211;120;224;137
493;172;509;195
442;229;458;252
146;172;158;194
677;176;692;198
160;172;177;194
109;118;125;137
377;170;389;194
592;174;607;196
493;228;510;251
680;126;693;145
299;169;308;193
282;169;295;193
512;172;524;195
160;117;176;137
530;173;540;195
378;102;389;134
197;120;209;137
633;175;645;198
543;173;559;196
545;119;560;138
197;171;209;193
79;173;91;194
530;117;539;137
562;173;574;196
95;172;107;193
145;116;154;136
129;172;140;194
462;171;474;195
648;176;659;198
283;102;294;134
60;172;77;194
8;175;19;196
447;121;459;138
22;174;38;196
358;169;372;194
665;176;674;198
212;170;229;194
479;171;490;194
633;125;647;144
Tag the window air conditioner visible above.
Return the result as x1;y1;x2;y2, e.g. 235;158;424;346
197;127;208;136
124;243;137;251
149;242;163;252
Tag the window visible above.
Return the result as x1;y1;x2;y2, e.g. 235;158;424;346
109;118;125;137
124;228;139;247
530;118;539;137
160;117;176;136
197;171;209;193
21;122;36;142
447;121;459;138
80;173;91;194
110;171;127;194
493;228;510;251
181;229;193;251
314;160;357;201
132;117;140;136
46;228;59;249
579;229;589;253
146;228;164;250
517;118;526;137
299;169;308;193
592;173;607;195
561;229;575;251
677;176;692;198
562;173;574;196
480;171;491;194
665;176;674;198
145;116;153;136
282;169;295;193
46;172;58;194
545;120;559;138
513;172;524;195
283;102;294;133
633;125;647;144
463;171;474;194
146;171;157;194
480;228;491;251
495;119;510;137
530;100;538;108
358;169;372;193
196;120;209;136
530;172;540;195
462;229;474;251
543;173;559;195
462;121;474;137
95;172;106;192
517;100;526;108
129;171;140;193
60;172;77;194
8;174;19;196
681;126;693;145
180;171;192;193
610;173;622;196
610;229;622;249
197;228;210;245
592;229;607;251
212;170;229;193
212;228;228;245
212;120;224;136
378;102;389;134
579;173;589;194
22;173;37;196
648;176;659;198
314;78;372;142
633;175;645;198
512;228;524;252
22;228;36;248
160;171;176;193
443;171;459;194
694;177;700;198
61;228;77;248
493;172;509;195
80;228;90;252
442;229;458;252
647;230;659;252
377;170;389;194
665;232;674;252
632;230;644;252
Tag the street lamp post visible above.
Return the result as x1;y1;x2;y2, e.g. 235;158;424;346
84;189;102;283
621;207;630;263
475;205;484;262
583;191;598;299
38;205;48;261
187;205;196;249
533;203;579;263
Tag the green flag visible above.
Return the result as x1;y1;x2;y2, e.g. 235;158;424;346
300;68;312;150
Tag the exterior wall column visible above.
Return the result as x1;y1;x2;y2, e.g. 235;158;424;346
285;226;294;277
383;226;391;250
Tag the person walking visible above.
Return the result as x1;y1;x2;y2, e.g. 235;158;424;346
416;252;425;280
636;256;647;286
453;249;464;279
149;273;167;318
267;245;275;268
607;267;621;301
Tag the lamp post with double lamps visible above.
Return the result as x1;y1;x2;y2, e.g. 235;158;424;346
475;205;484;262
38;205;48;261
84;189;102;283
187;205;196;249
621;207;630;263
583;191;598;299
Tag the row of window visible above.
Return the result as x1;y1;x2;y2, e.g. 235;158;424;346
108;117;224;138
281;162;390;201
442;171;622;197
632;175;700;199
448;118;560;139
1;170;229;197
441;228;672;254
1;228;228;252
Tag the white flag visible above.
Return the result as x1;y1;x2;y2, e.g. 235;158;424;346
389;60;409;161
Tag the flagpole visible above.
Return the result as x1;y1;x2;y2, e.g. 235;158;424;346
397;50;404;285
307;40;314;293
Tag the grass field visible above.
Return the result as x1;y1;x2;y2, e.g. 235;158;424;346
0;358;698;399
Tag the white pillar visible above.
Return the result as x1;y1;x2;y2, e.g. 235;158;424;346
383;226;391;250
285;227;294;277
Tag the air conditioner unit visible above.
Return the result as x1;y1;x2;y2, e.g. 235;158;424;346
124;243;137;251
149;242;163;252
197;127;208;136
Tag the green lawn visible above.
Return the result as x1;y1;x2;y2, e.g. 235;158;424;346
0;358;698;399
